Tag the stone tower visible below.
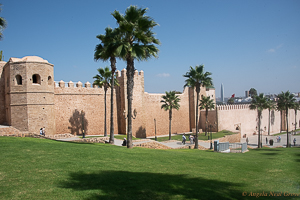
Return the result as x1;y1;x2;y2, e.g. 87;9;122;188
3;56;56;135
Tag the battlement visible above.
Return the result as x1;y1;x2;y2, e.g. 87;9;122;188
217;104;250;110
55;80;94;88
115;68;144;78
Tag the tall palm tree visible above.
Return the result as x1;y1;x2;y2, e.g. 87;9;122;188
183;65;213;149
112;6;160;148
250;93;268;148
95;27;121;144
161;91;181;140
292;101;300;135
0;4;6;40
199;96;215;136
277;91;296;147
266;98;276;135
93;67;119;137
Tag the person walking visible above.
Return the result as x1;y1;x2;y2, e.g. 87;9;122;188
266;137;268;144
189;135;193;144
293;138;296;146
246;137;249;145
182;133;186;145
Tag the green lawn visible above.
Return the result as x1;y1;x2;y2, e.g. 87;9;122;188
0;137;299;200
273;129;300;136
153;130;235;142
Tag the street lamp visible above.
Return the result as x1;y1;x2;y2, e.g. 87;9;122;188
154;118;157;141
123;108;137;119
81;110;85;138
292;122;297;135
209;122;217;149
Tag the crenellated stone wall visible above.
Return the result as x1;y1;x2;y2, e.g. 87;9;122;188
1;56;298;138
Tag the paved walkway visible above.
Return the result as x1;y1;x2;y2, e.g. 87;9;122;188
55;133;300;149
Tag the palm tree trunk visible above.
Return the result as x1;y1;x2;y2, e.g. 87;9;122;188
194;86;200;149
268;109;270;135
126;57;134;148
295;110;297;135
109;57;116;144
286;109;289;147
169;110;172;140
104;88;107;137
258;111;261;148
205;109;208;136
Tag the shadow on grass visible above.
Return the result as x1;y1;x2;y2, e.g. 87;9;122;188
59;170;244;200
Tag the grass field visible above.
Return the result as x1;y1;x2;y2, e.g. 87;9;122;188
0;137;299;200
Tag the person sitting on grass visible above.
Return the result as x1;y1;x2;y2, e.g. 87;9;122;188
122;138;127;146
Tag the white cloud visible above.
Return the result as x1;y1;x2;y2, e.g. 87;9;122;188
267;44;283;53
156;73;170;77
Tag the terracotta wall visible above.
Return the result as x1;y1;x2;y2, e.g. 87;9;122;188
54;83;118;136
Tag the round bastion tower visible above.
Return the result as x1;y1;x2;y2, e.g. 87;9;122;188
4;56;56;135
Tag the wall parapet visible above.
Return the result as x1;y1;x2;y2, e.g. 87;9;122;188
217;104;250;110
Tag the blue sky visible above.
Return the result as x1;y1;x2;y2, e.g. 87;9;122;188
1;0;300;97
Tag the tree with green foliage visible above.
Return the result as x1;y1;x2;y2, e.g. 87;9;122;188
199;96;215;136
227;97;234;104
112;6;160;148
250;93;268;148
277;91;296;147
161;91;181;140
95;27;121;144
0;50;3;61
93;67;119;137
249;88;257;98
183;65;213;149
0;4;6;41
266;98;276;135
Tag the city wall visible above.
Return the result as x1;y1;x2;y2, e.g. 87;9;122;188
1;56;299;138
54;81;118;136
215;104;299;137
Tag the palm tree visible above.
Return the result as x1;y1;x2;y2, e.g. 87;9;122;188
112;6;160;148
95;27;121;144
277;91;296;147
93;67;119;137
227;97;234;105
199;96;215;136
250;93;268;148
183;65;213;149
161;91;181;140
0;4;6;40
266;98;276;135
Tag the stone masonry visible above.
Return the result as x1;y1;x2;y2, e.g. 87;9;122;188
0;56;298;138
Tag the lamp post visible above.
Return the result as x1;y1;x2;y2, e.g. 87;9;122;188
292;122;297;135
81;110;85;138
154;118;157;141
209;122;217;149
123;108;137;119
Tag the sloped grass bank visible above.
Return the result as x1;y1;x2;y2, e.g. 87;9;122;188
0;137;299;200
